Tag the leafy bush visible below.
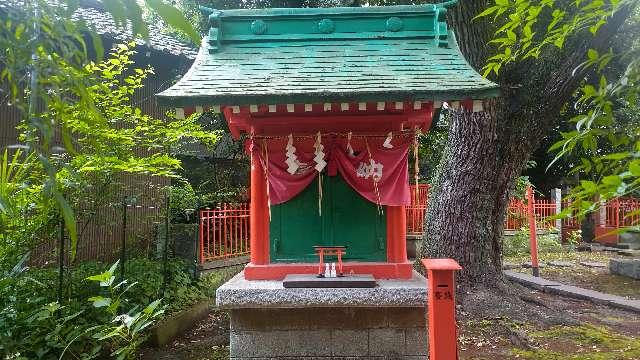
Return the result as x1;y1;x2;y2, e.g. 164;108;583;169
503;226;563;256
0;259;162;359
0;256;235;359
169;182;198;224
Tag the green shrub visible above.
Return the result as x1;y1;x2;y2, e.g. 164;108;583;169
503;227;563;256
0;256;236;359
169;182;198;224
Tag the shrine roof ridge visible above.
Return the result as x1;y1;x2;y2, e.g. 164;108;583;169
201;2;456;18
200;3;456;51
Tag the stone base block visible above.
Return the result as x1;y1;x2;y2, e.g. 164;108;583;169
217;270;428;359
229;307;427;359
610;258;640;279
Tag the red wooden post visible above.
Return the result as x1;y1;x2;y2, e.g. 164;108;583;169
526;186;540;277
421;259;462;360
250;149;269;265
386;205;407;263
199;210;204;264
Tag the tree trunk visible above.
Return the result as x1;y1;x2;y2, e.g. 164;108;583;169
420;1;631;287
581;214;596;243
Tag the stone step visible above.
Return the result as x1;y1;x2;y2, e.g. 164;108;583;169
579;261;607;268
504;271;640;313
547;261;573;268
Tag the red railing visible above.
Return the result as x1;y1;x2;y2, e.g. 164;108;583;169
617;197;640;227
407;184;430;235
504;198;558;231
199;191;640;261
199;203;250;263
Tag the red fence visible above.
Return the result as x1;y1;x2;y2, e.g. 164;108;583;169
200;190;640;263
407;184;430;235
504;198;558;231
407;186;640;236
199;203;250;263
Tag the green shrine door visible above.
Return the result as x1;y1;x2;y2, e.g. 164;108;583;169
270;175;386;262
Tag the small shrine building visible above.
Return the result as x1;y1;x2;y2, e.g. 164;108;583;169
158;3;498;359
158;4;498;281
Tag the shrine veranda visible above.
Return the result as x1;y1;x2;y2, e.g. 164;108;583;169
157;3;498;359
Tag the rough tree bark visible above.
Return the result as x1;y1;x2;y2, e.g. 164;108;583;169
420;1;632;287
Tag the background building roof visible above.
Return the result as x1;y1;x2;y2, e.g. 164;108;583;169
0;0;197;59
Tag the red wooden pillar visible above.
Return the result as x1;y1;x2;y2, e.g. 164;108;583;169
526;186;539;277
421;259;462;360
386;205;407;263
250;150;269;265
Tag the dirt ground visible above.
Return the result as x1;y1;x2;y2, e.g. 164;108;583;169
458;287;640;359
140;310;230;360
141;251;639;359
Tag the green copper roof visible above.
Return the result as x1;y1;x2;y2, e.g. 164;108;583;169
157;4;499;107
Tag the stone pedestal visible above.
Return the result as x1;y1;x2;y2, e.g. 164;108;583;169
216;270;428;359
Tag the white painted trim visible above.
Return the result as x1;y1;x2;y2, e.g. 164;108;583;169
212;105;221;113
472;100;483;112
268;104;277;113
433;100;442;109
231;106;240;114
305;103;313;112
324;103;332;111
413;101;421;110
358;102;366;111
395;101;404;110
287;104;295;112
341;102;349;111
175;108;185;119
249;104;258;113
195;105;204;113
377;102;385;110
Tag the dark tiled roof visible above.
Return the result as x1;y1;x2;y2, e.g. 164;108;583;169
0;1;197;59
157;4;499;106
74;7;197;59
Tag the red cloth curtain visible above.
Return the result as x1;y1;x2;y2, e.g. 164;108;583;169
252;134;411;206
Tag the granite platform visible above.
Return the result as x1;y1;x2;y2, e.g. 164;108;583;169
216;270;427;309
216;270;429;359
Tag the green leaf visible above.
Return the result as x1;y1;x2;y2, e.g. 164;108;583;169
587;49;598;61
89;30;104;61
144;0;200;44
53;190;77;260
629;160;640;176
88;296;112;308
580;180;597;192
601;152;630;160
602;175;622;187
474;6;500;19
